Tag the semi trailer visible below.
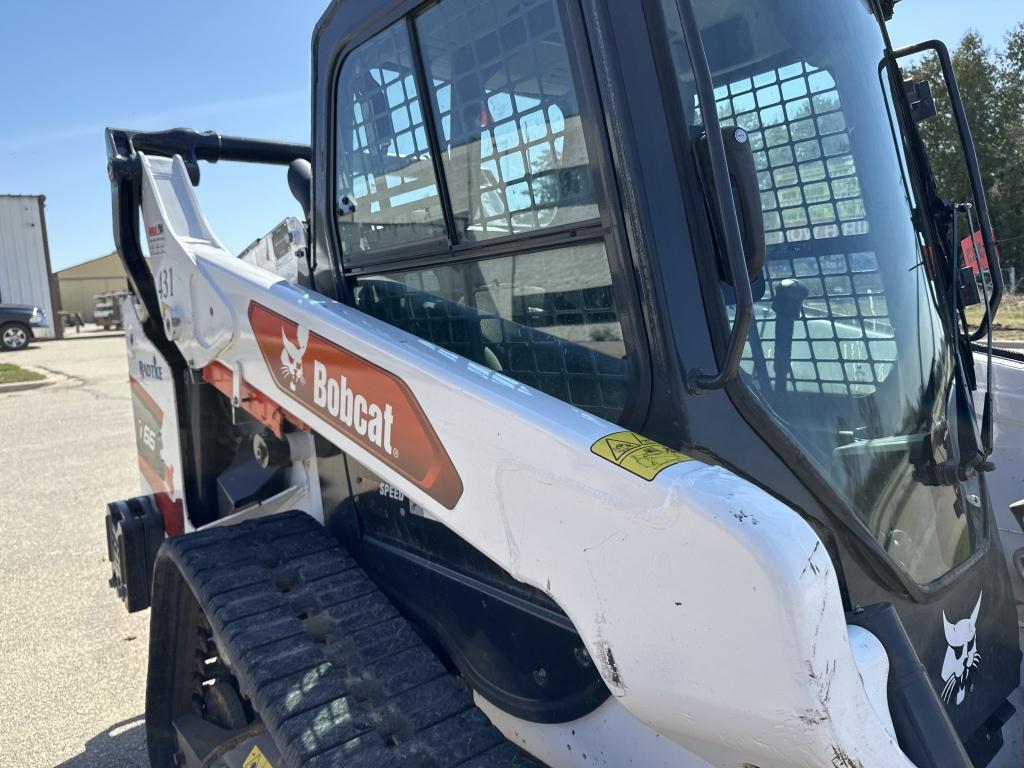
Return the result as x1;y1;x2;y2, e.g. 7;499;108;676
102;0;1024;765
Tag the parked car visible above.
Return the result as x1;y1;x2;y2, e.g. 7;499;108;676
0;304;47;350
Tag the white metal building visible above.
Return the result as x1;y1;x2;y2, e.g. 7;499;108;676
0;194;61;338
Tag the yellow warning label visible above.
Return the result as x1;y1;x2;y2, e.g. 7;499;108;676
244;745;274;768
591;431;692;481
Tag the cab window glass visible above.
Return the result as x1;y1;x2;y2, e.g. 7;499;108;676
352;242;630;422
667;24;891;397
658;0;975;584
707;62;892;397
335;20;447;255
701;64;869;245
415;0;599;241
683;55;887;395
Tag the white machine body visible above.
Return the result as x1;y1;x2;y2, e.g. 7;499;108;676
138;151;913;767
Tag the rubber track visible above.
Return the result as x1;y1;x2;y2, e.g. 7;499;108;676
161;511;542;768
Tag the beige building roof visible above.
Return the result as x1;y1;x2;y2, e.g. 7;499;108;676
56;251;125;279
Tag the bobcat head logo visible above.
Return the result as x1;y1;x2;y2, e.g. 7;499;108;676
941;592;982;706
279;326;309;391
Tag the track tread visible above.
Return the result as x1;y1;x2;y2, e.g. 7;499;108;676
159;511;542;768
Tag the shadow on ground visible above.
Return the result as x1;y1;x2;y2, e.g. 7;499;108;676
56;716;149;768
44;331;126;344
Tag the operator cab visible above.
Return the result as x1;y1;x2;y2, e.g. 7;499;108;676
304;0;1021;762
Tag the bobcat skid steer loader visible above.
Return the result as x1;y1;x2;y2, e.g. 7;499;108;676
102;0;1024;765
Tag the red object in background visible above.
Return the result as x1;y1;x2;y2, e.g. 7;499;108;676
961;230;996;273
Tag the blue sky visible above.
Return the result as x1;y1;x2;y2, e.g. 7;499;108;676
1;0;1020;271
887;0;1019;54
1;1;324;271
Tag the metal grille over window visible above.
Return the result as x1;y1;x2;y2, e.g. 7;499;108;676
415;0;599;241
352;243;629;422
659;0;977;584
336;21;447;255
703;63;891;395
709;63;869;245
742;250;896;395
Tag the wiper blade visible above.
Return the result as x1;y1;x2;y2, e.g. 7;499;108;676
960;203;995;458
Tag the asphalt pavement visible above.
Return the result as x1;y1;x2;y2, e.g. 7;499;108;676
0;331;150;767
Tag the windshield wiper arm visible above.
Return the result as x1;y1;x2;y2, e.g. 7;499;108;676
889;40;1002;483
917;204;993;487
959;203;995;458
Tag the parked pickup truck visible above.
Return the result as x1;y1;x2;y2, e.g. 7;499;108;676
0;304;48;350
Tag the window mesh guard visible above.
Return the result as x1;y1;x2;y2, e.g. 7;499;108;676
708;63;894;395
338;21;445;255
416;0;598;239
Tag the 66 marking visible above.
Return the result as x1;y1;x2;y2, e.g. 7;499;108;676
138;419;157;452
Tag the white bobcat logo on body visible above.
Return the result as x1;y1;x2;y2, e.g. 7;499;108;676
941;592;982;706
279;326;309;391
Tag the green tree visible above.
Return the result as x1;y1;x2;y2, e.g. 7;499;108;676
995;23;1024;275
905;24;1024;277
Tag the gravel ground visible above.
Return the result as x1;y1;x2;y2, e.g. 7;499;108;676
0;332;150;767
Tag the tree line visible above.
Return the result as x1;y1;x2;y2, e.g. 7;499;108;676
905;23;1024;282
